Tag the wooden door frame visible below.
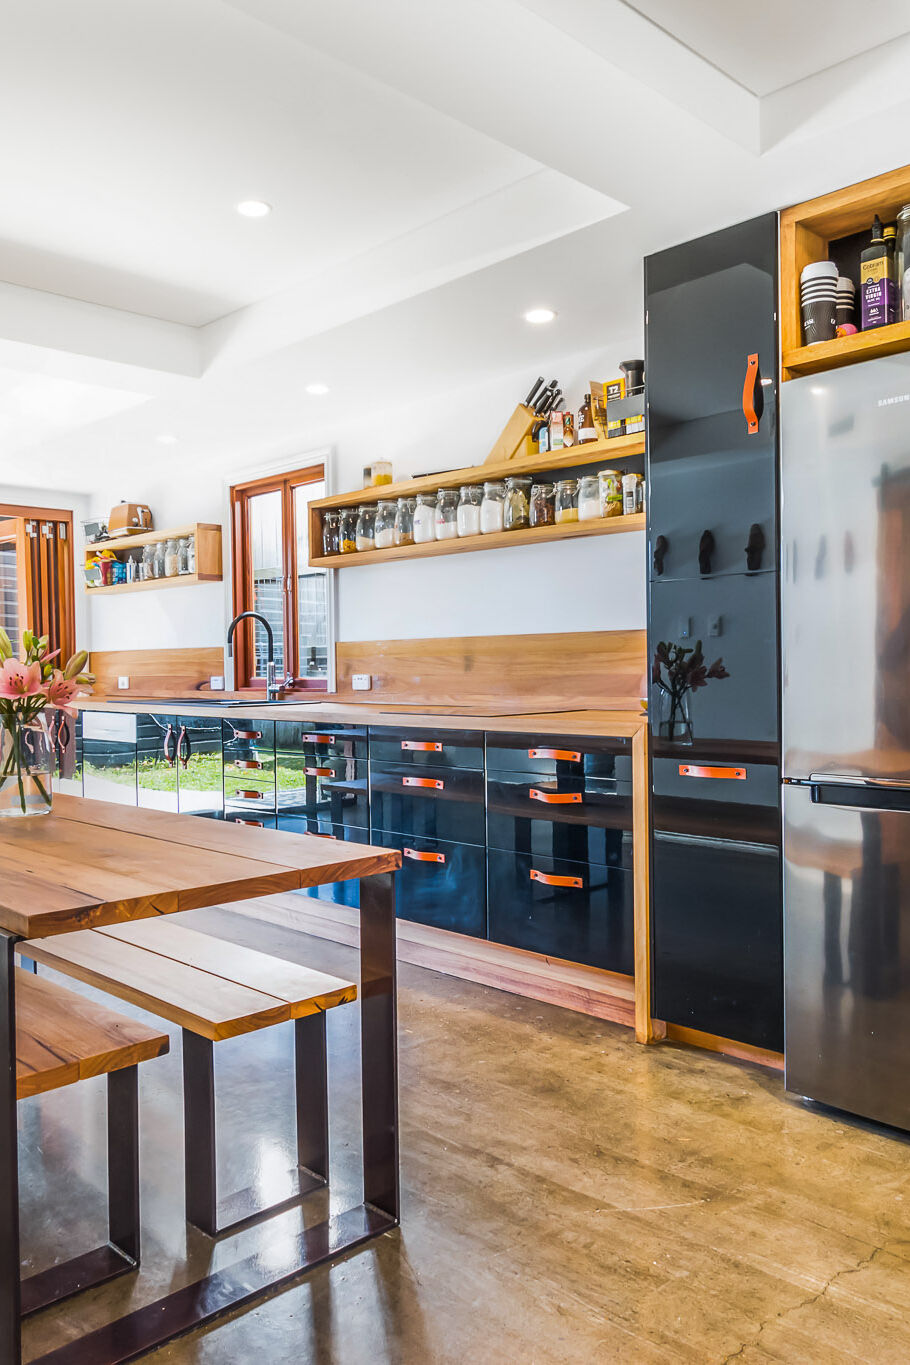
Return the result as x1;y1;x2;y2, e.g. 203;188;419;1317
0;505;75;660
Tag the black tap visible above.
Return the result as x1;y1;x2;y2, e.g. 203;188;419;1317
226;611;279;701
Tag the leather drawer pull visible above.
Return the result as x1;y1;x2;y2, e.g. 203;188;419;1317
234;731;262;740
402;740;443;752
235;818;263;827
530;869;583;889
529;789;582;804
302;733;335;744
528;747;581;762
304;766;333;777
313;832;338;840
234;789;265;800
678;764;746;780
233;759;263;769
404;847;446;864
402;776;444;790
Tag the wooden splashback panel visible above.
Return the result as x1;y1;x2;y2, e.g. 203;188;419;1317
89;647;225;698
334;631;647;710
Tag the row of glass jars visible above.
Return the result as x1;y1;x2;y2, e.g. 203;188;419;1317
323;472;637;554
137;535;196;580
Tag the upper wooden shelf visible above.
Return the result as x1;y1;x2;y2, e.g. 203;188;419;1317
307;432;645;514
84;523;222;593
85;523;219;554
781;163;910;381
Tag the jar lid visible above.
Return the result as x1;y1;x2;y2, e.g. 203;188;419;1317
505;475;532;487
415;493;435;504
555;478;578;491
482;481;505;494
531;482;554;494
357;503;376;512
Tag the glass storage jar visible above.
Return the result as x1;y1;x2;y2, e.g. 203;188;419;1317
186;533;196;572
504;476;532;531
598;469;624;518
413;494;436;544
340;508;358;554
555;479;579;524
152;541;166;578
355;504;377;551
322;510;341;556
164;538;180;577
374;499;396;550
456;485;482;537
435;488;459;540
578;475;602;521
140;544;154;581
480;481;505;534
530;482;555;527
394;497;415;547
177;536;191;573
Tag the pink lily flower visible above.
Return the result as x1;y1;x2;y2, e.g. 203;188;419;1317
0;659;44;699
44;670;82;718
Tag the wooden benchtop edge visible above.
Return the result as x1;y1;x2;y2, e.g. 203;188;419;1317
77;699;646;737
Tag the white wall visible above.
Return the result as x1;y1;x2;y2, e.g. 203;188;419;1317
32;338;648;664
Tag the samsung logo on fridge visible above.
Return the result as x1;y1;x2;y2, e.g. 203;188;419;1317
878;394;910;406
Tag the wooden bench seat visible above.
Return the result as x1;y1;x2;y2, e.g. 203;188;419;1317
17;967;168;1100
23;917;358;1238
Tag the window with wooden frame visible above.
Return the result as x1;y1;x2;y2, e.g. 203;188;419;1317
0;504;75;662
230;464;330;691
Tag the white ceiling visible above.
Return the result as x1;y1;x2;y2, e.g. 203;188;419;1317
623;0;910;96
2;0;910;494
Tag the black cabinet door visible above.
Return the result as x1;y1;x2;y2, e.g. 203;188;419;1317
487;848;633;974
370;763;485;845
485;774;633;870
651;756;782;1049
279;819;369;910
369;727;484;770
645;213;778;583
373;831;486;937
277;759;369;827
485;732;631;781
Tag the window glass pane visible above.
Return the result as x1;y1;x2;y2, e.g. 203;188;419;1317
0;543;19;640
294;481;328;680
248;490;285;677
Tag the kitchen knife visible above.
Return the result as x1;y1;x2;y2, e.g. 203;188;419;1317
536;382;557;414
524;376;545;408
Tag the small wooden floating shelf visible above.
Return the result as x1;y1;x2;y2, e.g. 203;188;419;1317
83;523;222;593
313;512;645;569
783;319;910;378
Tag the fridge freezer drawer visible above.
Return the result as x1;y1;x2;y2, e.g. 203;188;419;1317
783;782;910;1129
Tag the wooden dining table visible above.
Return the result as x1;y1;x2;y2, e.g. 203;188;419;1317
0;793;401;1365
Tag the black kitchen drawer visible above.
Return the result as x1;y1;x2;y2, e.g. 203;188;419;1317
276;752;362;785
277;764;369;827
486;774;633;869
223;811;277;830
223;783;276;813
487;848;633;974
275;720;366;760
279;819;370;910
370;762;484;845
373;831;486;937
485;733;631;781
222;718;276;763
369;727;484;770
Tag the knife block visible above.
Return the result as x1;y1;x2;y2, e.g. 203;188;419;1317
483;404;538;464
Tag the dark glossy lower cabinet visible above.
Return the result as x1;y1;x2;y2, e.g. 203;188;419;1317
373;830;487;937
280;818;369;909
487;848;633;974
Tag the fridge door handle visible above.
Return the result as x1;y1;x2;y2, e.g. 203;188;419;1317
742;353;763;434
698;529;715;576
808;780;910;812
745;522;765;572
653;534;668;576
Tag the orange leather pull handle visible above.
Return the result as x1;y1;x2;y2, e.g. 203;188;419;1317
302;733;335;744
404;847;446;864
678;764;747;780
530;869;583;889
233;759;263;769
236;819;264;827
234;730;262;740
530;788;582;804
304;766;333;777
313;832;338;840
402;776;444;790
402;740;443;752
235;789;265;800
528;747;582;762
743;353;760;435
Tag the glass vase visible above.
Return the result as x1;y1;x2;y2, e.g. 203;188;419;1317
0;713;54;817
655;687;693;745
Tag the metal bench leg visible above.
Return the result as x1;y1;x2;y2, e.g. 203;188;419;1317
183;1024;327;1240
21;1066;141;1317
0;933;22;1362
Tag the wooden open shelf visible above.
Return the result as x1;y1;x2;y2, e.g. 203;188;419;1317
314;512;644;569
781;163;910;380
84;522;222;593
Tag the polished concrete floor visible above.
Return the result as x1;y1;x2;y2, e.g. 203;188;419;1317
19;903;910;1364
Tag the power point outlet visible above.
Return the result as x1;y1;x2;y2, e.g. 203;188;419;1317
209;675;225;691
708;615;723;638
117;675;130;690
351;673;371;691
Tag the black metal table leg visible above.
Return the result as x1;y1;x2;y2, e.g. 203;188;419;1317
182;1030;218;1237
0;932;22;1364
295;1012;328;1181
359;871;400;1220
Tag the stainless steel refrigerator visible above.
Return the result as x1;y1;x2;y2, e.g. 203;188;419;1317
782;351;910;1128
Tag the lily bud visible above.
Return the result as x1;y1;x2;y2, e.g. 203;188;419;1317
64;650;89;681
0;627;11;661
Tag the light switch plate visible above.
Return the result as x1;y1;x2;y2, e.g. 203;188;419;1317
707;615;722;637
117;675;130;690
209;675;225;691
351;673;371;691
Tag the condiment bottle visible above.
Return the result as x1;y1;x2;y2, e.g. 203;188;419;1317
374;500;396;550
480;481;506;534
578;475;602;521
577;393;596;444
456;485;482;537
555;479;579;524
355;504;376;551
530;482;555;527
413;494;436;544
394;497;415;547
435;489;459;540
504;476;532;531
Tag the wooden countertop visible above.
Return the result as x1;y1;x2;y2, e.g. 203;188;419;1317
0;793;400;938
78;698;646;738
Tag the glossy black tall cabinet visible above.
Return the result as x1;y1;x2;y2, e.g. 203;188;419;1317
645;213;783;1051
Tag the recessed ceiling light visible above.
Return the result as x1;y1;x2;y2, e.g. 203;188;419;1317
156;433;178;445
235;200;272;219
524;307;556;325
305;383;329;396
